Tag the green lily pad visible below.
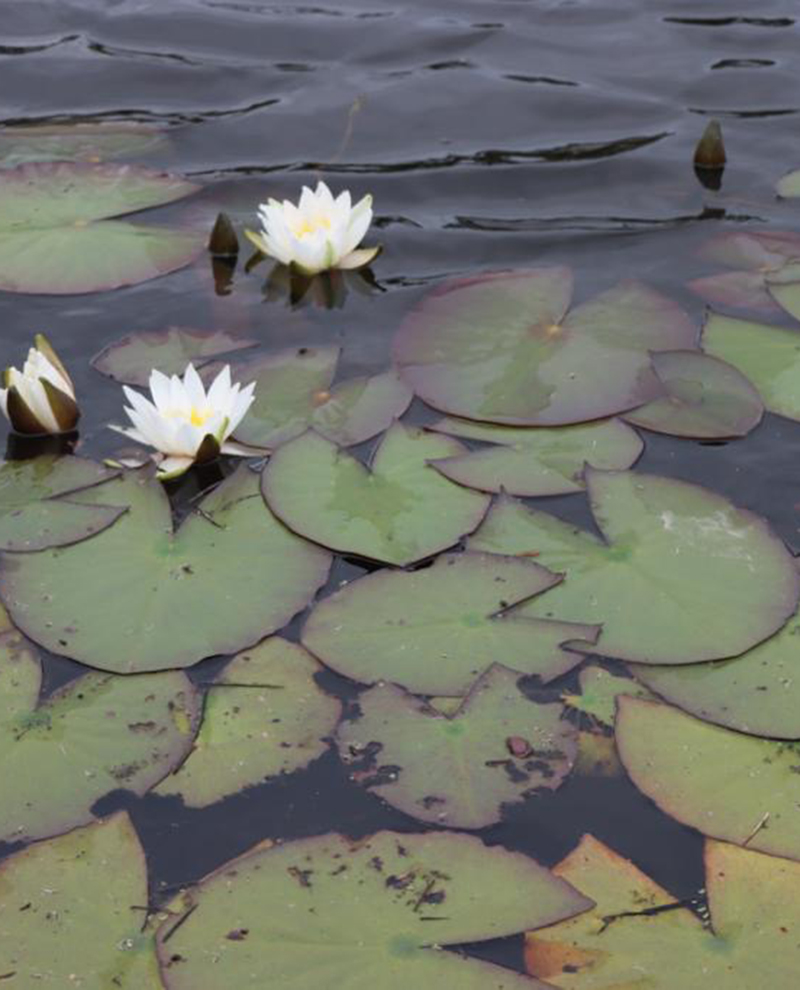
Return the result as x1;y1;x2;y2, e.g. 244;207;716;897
622;351;763;438
702;311;800;421
0;455;126;551
156;830;591;990
562;666;653;729
302;552;599;695
767;277;800;322
616;696;800;862
91;326;258;386
0;635;200;844
0;812;163;987
467;469;799;665
262;424;491;566
0;161;201;294
0;466;331;673
392;268;696;426
338;664;577;829
231;346;413;450
155;637;341;808
429;417;643;497
777;168;800;197
525;834;800;989
0;122;167;168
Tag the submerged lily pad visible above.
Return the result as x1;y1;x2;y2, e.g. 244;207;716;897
262;424;491;566
156;830;591;990
430;417;643;496
622;350;763;438
526;834;800;989
302;552;599;695
702;311;800;421
616;697;800;862
0;122;167;168
338;664;577;829
155;637;341;807
562;666;653;729
91;326;258;386
0;813;163;987
0;636;200;844
1;466;331;673
393;268;696;426
468;469;798;665
0;161;201;294
0;455;125;550
231;346;413;450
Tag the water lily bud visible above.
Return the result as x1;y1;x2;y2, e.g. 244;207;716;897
0;334;79;435
109;363;257;480
208;212;239;257
694;120;726;170
245;180;380;275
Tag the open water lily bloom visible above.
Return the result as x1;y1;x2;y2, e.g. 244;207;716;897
245;181;379;275
0;334;79;435
112;363;256;479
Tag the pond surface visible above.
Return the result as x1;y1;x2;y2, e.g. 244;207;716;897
2;0;800;985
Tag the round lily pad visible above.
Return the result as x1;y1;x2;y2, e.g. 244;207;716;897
392;268;697;426
0;636;200;844
91;326;258;386
622;350;763;438
702;311;800;421
0;455;125;551
262;424;491;566
616;696;800;862
0;813;162;987
156;830;591;990
430;417;643;496
0;161;202;294
232;346;413;450
0;122;167;168
467;470;799;665
526;834;800;989
1;466;331;673
155;637;341;807
302;552;599;695
338;664;577;829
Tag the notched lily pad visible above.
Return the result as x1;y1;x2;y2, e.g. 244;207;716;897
302;551;599;695
0;161;202;294
0;455;125;550
0;466;331;673
468;469;799;665
91;326;258;386
338;664;577;829
0;812;163;987
429;417;643;496
393;267;696;426
617;696;800;862
0;122;167;168
0;636;200;844
156;829;591;990
622;350;763;438
525;833;800;989
262;424;491;566
155;637;341;807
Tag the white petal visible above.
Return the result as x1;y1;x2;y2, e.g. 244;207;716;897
156;455;195;480
337;245;381;269
206;365;233;408
342;194;373;255
148;369;173;413
183;364;207;409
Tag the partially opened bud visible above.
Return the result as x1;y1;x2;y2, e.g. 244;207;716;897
0;334;79;435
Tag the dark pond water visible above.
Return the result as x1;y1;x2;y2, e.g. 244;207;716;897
2;0;800;980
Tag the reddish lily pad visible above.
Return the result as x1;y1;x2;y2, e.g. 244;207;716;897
302;552;599;695
261;424;491;566
92;326;258;386
392;268;696;426
429;417;643;496
468;469;799;665
156;830;591;990
338;664;577;829
622;350;763;438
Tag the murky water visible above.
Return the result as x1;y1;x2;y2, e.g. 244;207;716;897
2;0;800;976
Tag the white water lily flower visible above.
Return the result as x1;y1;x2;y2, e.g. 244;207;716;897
0;334;79;435
245;181;380;275
111;363;256;479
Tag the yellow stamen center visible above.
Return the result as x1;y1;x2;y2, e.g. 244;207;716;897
189;407;212;427
292;214;332;238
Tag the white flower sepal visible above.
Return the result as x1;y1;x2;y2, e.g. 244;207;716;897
110;363;257;480
0;334;79;435
245;181;380;275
